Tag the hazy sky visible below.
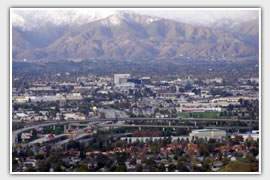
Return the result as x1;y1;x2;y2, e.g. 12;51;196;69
134;9;259;25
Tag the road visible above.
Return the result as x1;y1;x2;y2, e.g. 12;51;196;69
12;117;258;144
55;133;92;146
97;124;253;130
28;134;70;145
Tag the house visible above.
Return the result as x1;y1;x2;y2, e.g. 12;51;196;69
23;159;37;170
211;162;223;171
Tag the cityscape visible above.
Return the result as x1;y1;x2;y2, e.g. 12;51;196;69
11;8;260;173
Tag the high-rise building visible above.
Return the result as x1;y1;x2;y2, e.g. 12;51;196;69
114;74;130;85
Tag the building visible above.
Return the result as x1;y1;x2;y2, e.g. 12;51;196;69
141;77;151;85
23;159;37;170
13;96;30;103
189;129;226;139
127;78;141;84
63;113;86;120
114;82;135;94
21;133;32;142
114;74;130;85
179;107;222;113
233;130;259;141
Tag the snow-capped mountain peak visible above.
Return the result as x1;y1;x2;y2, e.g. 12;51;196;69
99;11;161;26
12;10;161;30
100;14;124;26
12;9;119;30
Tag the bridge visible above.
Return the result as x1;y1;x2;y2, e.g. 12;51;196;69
55;133;92;146
12;117;258;144
97;124;253;130
28;134;70;145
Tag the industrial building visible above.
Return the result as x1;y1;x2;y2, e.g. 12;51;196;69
189;129;226;139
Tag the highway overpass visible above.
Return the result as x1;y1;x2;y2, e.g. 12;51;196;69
97;124;253;130
12;117;258;144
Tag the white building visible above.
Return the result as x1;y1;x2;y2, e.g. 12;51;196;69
189;129;226;139
233;131;259;141
13;96;30;103
23;159;37;170
114;74;130;85
63;113;86;120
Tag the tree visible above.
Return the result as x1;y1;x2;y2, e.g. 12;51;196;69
76;163;89;172
150;142;160;154
24;167;36;172
202;158;212;172
198;143;209;156
31;130;38;140
96;153;109;169
168;164;176;172
177;161;189;172
47;153;61;164
35;154;44;160
37;159;50;172
130;158;137;165
115;162;127;172
157;163;166;172
115;152;129;163
222;156;229;166
136;164;143;172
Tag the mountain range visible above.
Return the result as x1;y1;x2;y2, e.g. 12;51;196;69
12;10;259;62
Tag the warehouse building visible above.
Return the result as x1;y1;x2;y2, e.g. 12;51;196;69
189;129;226;139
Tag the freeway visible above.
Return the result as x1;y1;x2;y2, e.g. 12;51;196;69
97;124;253;130
28;134;70;145
12;117;257;144
65;117;256;123
14;117;257;131
55;133;92;146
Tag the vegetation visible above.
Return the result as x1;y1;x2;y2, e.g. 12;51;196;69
13;60;259;81
218;161;258;172
177;112;220;119
42;125;64;135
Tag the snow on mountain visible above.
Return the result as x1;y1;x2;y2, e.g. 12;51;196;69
12;10;161;30
12;9;118;30
12;13;28;30
99;12;161;26
12;9;259;31
100;14;124;26
11;9;259;62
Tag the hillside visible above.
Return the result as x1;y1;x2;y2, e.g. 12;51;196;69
12;11;259;62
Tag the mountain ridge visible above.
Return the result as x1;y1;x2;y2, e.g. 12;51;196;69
12;11;259;62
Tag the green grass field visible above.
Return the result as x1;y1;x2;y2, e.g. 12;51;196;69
177;112;220;119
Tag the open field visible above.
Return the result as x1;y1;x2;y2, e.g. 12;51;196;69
177;112;221;119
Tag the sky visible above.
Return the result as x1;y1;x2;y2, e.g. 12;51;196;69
134;9;259;25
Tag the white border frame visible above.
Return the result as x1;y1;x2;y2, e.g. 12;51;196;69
9;7;262;175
